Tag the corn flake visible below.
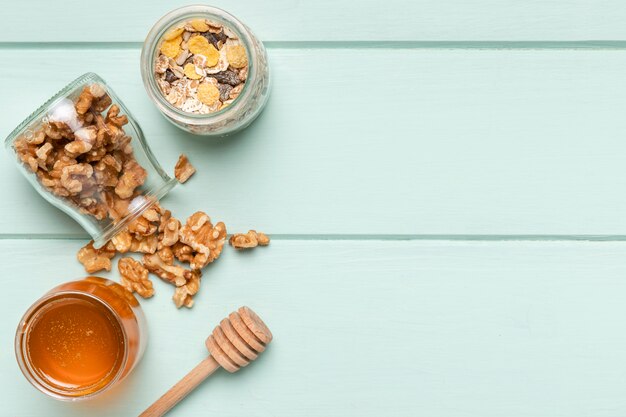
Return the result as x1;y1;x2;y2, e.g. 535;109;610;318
197;83;220;105
160;36;182;58
226;45;247;68
183;63;203;80
188;35;210;55
191;19;210;32
163;27;184;41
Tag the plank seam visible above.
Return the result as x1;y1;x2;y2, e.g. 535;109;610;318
2;41;626;49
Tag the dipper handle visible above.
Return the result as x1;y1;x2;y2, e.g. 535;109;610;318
139;307;272;417
139;356;220;417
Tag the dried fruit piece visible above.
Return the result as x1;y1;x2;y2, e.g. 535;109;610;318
226;44;247;68
212;70;240;86
197;82;220;105
217;84;233;102
77;241;116;273
174;154;196;183
183;63;203;80
118;257;154;298
160;36;182;58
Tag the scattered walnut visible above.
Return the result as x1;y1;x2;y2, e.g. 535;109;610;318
143;252;193;287
118;257;154;298
229;230;270;249
179;212;226;268
130;234;158;254
77;241;116;273
174;154;196;183
160;217;181;247
172;241;194;263
172;270;201;308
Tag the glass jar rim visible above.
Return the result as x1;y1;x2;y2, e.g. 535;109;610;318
140;5;258;127
14;290;131;400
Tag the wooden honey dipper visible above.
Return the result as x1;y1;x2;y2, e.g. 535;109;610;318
140;306;273;417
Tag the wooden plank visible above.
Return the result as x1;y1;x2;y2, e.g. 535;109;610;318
3;0;626;42
2;47;626;236
4;239;626;416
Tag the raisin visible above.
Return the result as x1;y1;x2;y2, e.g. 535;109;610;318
212;70;240;86
215;30;228;43
217;83;233;102
202;32;220;48
164;69;177;83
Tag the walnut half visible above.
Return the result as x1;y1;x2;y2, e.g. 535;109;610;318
229;230;270;249
118;257;154;298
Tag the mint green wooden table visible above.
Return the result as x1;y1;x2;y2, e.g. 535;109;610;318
3;1;626;416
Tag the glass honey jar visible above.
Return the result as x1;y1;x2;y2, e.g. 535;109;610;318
15;277;147;400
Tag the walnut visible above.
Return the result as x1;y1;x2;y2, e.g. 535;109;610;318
111;229;132;253
127;215;158;237
94;154;122;187
172;241;194;263
157;246;175;265
115;159;147;199
172;270;201;308
89;83;106;98
143;252;194;286
229;230;270;249
179;212;226;268
118;257;154;298
43;121;70;140
130;234;158;254
75;86;94;114
142;206;161;222
65;126;97;157
106;105;129;127
35;142;53;163
65;140;93;156
92;93;112;113
60;163;94;195
174;154;196;183
77;241;116;273
160;217;181;247
103;191;130;221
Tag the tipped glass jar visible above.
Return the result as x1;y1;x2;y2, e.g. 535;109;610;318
140;5;270;136
5;73;176;248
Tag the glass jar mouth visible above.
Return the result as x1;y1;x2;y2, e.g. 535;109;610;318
14;291;130;401
140;5;257;126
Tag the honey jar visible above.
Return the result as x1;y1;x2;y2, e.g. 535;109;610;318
15;277;147;400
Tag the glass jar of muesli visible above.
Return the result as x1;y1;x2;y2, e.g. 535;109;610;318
5;73;177;248
140;5;270;136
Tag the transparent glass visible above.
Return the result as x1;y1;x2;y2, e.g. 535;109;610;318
140;5;271;136
15;277;148;401
5;73;176;248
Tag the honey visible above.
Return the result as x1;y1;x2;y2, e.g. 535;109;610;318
26;295;124;394
16;277;147;400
